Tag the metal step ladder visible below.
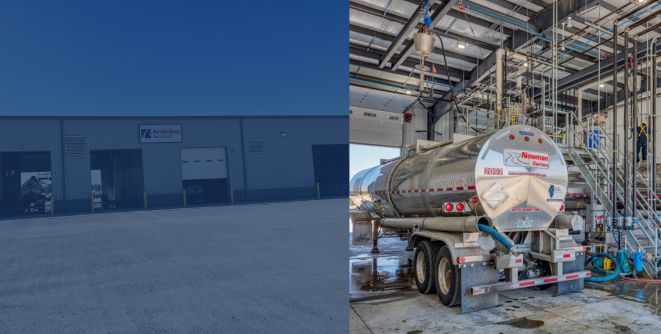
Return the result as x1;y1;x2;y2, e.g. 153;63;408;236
558;110;661;278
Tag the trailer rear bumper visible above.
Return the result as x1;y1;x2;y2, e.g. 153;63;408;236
469;270;591;296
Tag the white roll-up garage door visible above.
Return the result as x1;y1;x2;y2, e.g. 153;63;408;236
180;148;228;180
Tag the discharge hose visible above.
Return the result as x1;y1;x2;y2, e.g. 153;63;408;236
477;224;514;252
585;253;621;282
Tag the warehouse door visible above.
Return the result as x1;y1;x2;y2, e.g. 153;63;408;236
180;148;229;205
312;144;349;197
0;152;53;216
90;149;144;210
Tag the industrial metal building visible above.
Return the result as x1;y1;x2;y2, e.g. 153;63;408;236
349;0;661;332
0;116;348;217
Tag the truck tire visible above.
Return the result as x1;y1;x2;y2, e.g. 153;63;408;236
413;241;438;294
434;246;461;306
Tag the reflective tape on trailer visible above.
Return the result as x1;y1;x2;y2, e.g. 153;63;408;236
566;193;591;199
470;270;591;296
374;186;477;196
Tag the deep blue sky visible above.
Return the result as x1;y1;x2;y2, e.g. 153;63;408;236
0;1;347;116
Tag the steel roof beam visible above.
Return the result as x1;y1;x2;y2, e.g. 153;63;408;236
350;43;465;81
378;1;435;69
350;58;454;87
484;0;539;15
350;24;479;64
460;1;536;32
391;0;455;71
349;1;500;50
401;0;515;35
431;0;604;122
554;40;653;93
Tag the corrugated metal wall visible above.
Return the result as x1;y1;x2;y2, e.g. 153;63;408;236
0;116;347;213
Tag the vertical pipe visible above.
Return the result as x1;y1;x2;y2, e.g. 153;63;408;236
577;89;583;123
496;49;504;129
542;77;546;134
612;22;619;248
624;31;629;230
632;39;638;220
652;40;657;216
419;58;425;92
653;40;658;259
516;75;523;117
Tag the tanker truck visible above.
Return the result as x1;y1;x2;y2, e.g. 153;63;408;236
350;125;590;313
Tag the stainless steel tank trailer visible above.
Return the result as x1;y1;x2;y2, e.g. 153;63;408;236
350;125;590;313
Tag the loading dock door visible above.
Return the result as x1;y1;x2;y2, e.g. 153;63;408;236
181;148;229;204
90;149;145;210
0;152;53;215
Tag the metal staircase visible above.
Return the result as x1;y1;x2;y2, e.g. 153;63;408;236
557;111;661;278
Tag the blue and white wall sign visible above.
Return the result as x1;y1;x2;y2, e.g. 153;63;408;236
139;125;182;143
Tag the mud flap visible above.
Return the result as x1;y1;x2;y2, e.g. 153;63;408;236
460;263;499;313
556;252;585;295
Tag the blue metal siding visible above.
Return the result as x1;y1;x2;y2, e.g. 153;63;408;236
0;116;348;213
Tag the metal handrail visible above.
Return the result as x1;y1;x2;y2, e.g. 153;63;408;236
561;111;659;263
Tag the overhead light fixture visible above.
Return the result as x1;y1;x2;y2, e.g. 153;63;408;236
599;84;605;88
638;0;648;3
405;90;412;95
566;17;573;29
523;62;528;67
457;41;467;49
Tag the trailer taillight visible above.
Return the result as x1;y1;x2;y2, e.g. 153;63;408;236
456;203;465;211
445;203;454;211
470;196;479;203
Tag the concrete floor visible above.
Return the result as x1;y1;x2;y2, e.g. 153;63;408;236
0;199;348;333
350;238;661;334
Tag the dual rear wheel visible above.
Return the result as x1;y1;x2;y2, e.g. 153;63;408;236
413;241;461;306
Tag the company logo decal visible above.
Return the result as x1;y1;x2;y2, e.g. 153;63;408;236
139;125;182;143
504;150;549;169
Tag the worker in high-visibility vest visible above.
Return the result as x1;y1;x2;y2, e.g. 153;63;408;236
636;123;649;162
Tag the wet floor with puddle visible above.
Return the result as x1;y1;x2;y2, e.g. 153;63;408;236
350;237;415;300
350;235;661;314
587;280;661;315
